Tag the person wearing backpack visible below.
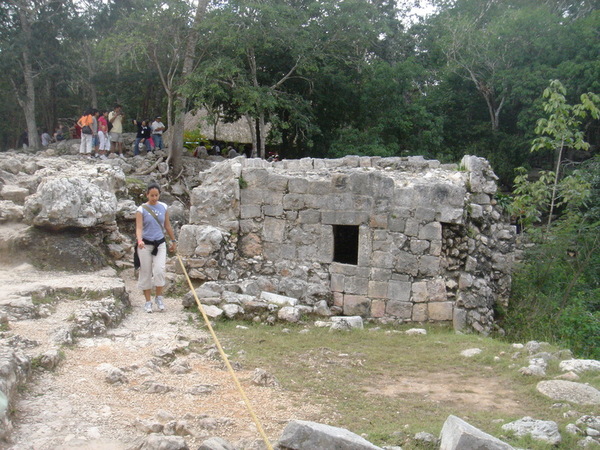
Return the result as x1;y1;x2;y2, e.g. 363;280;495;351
77;108;94;157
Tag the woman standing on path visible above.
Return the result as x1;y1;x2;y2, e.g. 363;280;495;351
135;182;177;313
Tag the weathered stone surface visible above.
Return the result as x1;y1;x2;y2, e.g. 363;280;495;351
330;316;363;329
24;177;117;230
559;359;600;374
537;380;600;405
440;415;514;450
501;417;561;445
278;419;382;450
198;437;237;450
260;291;298;306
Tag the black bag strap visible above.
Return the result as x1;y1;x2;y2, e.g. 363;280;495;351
142;204;171;246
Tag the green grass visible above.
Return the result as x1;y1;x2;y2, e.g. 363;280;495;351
209;320;600;449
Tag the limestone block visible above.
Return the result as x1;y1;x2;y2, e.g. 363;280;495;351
262;217;286;243
412;303;428;322
330;273;344;292
298;209;321;224
263;205;284;217
240;204;261;219
372;251;394;269
278;306;301;323
369;214;388;228
322;210;369;225
430;240;442;256
370;268;392;281
388;217;406;232
241;168;269;188
266;173;289;191
415;207;436;222
438;206;464;224
260;291;298;307
345;276;368;295
453;308;468;331
371;299;386;318
283;193;305;210
386;300;412;319
178;225;228;258
440;415;514;450
461;155;498;195
465;256;478;272
333;291;344;307
428;278;447;302
343;295;370;316
458;273;474;289
288;178;308;194
418;255;441;277
330;263;370;277
404;218;420;237
307;180;331;195
353;195;374;211
240;188;266;205
357;225;372;267
24;176;117;230
261;190;284;206
537;380;600;405
412;281;428;303
388;280;411;302
428;302;453;321
0;200;23;223
368;281;388;298
471;193;491;204
419;222;442;240
410;239;430;254
456;291;480;309
393;187;415;208
469;203;484;220
394;251;418;276
0;185;29;204
238;233;262;257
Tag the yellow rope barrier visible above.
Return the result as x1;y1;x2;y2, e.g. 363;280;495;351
175;254;274;450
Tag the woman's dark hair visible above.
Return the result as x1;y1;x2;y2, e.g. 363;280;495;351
146;182;161;193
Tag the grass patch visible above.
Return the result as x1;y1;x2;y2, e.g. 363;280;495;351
211;321;599;449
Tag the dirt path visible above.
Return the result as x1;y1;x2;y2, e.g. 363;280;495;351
5;268;319;449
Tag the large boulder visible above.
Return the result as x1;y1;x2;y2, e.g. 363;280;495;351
278;419;382;450
439;415;514;450
24;177;117;230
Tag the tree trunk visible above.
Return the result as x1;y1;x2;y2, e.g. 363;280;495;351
246;115;258;157
170;0;209;174
258;112;266;159
16;5;40;150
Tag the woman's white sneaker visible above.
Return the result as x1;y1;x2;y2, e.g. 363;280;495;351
144;301;153;313
155;296;165;311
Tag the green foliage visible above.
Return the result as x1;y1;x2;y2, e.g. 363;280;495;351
183;130;209;152
503;157;600;358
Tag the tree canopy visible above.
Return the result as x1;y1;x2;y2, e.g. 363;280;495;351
0;0;598;181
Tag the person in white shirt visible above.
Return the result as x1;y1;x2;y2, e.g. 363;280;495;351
151;116;165;150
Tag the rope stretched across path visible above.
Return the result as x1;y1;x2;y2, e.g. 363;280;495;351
175;254;274;450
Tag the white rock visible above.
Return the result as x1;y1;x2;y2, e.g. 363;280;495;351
405;328;427;335
559;359;600;374
461;348;482;357
501;416;561;445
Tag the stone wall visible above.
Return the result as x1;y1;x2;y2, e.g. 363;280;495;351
178;155;516;333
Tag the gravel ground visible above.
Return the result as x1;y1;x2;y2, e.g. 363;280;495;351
5;268;321;449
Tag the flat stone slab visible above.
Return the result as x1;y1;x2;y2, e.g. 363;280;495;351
537;380;600;405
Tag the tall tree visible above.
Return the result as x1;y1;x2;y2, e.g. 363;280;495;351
0;0;76;149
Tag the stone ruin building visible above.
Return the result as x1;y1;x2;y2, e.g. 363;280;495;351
178;154;517;334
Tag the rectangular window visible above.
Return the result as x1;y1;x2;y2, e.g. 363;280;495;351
333;225;359;265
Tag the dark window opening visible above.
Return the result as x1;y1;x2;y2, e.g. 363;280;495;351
333;225;359;265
